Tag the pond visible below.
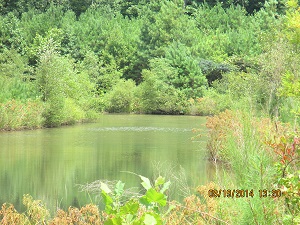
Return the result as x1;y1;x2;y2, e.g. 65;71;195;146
0;114;212;212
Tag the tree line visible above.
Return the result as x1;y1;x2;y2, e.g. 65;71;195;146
0;0;299;128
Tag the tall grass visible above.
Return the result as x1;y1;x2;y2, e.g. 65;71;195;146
206;110;285;224
0;99;44;130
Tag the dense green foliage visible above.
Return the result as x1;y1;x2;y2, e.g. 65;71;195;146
0;0;288;129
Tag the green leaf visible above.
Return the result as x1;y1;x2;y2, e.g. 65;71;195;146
125;214;134;223
139;195;151;206
151;213;163;225
120;199;139;215
160;181;171;194
101;182;112;193
154;176;165;187
144;214;157;225
115;180;125;196
104;216;122;225
153;206;160;214
101;191;113;213
145;188;167;206
139;175;152;190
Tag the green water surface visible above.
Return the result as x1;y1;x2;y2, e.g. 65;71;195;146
0;114;211;211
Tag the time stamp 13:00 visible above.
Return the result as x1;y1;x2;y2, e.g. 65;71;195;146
208;189;282;198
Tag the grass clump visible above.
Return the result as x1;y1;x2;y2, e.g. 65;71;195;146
0;99;44;130
204;109;300;224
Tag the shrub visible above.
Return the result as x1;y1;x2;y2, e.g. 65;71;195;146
103;79;136;113
0;49;39;103
80;51;123;95
62;98;86;125
23;194;50;224
205;110;242;162
136;70;188;114
22;100;45;128
42;97;65;127
278;70;300;125
36;44;94;127
265;133;300;224
49;204;102;225
0;176;172;225
188;97;218;116
0;203;29;225
188;88;235;116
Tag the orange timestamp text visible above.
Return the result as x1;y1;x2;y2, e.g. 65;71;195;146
208;189;282;198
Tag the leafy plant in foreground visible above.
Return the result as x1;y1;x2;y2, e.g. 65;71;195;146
101;175;171;225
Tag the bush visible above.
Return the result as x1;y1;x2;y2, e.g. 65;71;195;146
136;70;188;114
62;98;86;125
210;70;271;114
265;131;300;223
42;96;65;127
0;75;39;104
103;79;136;113
188;97;218;116
188;89;232;116
36;45;95;127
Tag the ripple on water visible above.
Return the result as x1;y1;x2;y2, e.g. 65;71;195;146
88;127;191;132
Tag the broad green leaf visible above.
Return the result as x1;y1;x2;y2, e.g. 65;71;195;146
150;213;163;225
145;188;167;206
144;214;157;225
154;176;165;187
104;216;122;225
139;195;151;206
132;218;145;225
104;205;113;214
101;191;113;213
120;199;139;215
101;182;112;193
125;214;134;223
139;175;152;190
115;180;125;196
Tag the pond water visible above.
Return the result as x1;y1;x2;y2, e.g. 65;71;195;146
0;114;212;211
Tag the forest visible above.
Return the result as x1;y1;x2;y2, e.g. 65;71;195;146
0;0;292;129
0;0;300;224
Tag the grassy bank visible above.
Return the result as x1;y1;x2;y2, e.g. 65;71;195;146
0;98;99;131
204;110;300;224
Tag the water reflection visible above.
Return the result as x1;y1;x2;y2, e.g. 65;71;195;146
89;127;191;132
0;114;210;212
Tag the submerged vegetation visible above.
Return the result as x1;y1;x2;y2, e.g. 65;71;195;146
1;0;300;224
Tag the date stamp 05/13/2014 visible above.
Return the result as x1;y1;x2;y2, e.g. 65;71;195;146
208;189;282;198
